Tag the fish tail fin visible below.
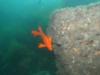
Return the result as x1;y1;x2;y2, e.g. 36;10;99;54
32;30;40;37
38;26;42;32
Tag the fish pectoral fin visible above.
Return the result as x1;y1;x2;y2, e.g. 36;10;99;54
32;31;40;37
38;43;46;48
48;36;52;42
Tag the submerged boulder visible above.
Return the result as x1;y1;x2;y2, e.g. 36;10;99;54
47;2;100;75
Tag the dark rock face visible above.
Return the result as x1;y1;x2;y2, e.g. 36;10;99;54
47;2;100;75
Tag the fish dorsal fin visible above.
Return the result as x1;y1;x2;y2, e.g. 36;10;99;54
38;43;46;48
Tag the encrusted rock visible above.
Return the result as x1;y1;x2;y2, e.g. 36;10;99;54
47;2;100;75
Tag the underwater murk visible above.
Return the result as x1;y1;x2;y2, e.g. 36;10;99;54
0;0;100;75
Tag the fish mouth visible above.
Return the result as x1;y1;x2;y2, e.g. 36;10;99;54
48;47;53;51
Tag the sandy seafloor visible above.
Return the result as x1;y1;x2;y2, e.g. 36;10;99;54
0;0;100;75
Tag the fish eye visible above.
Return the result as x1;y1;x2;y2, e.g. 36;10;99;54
53;42;61;47
56;43;61;47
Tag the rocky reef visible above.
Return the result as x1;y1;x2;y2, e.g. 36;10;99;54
47;2;100;75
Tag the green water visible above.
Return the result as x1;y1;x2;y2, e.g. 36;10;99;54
0;0;100;75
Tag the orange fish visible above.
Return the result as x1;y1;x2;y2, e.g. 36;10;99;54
32;26;53;52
